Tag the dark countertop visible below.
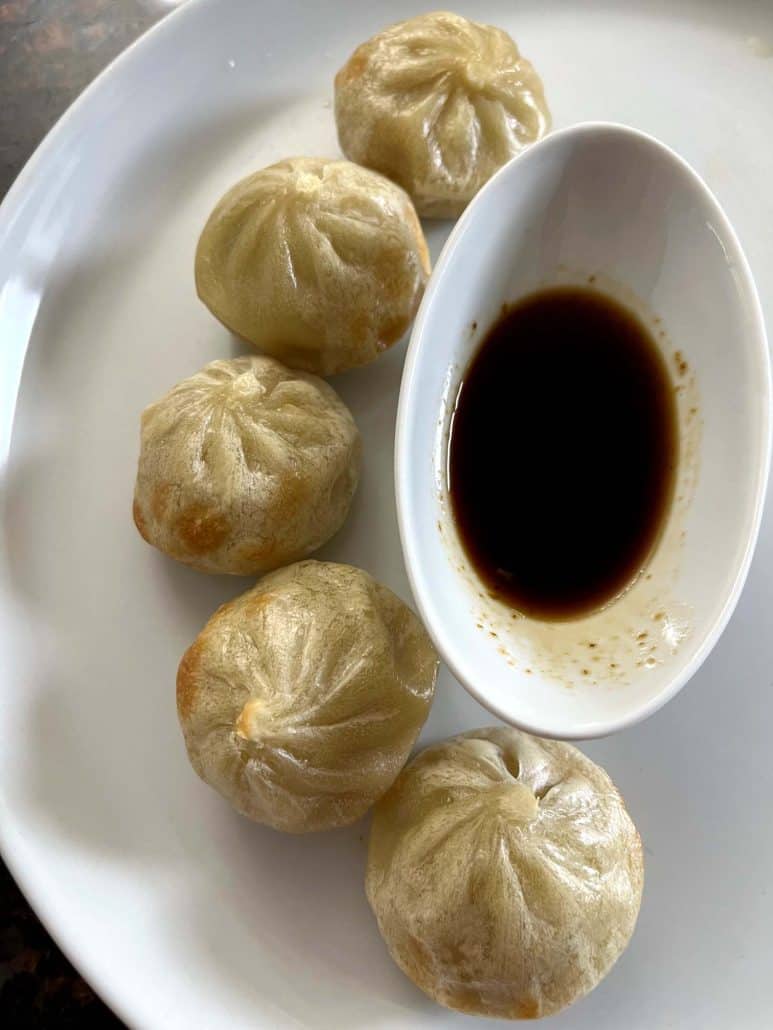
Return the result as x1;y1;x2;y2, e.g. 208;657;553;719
0;0;171;196
0;5;177;1023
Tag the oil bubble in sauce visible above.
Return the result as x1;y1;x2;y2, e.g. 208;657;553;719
448;287;678;621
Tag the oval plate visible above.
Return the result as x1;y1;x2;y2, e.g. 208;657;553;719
1;2;772;1027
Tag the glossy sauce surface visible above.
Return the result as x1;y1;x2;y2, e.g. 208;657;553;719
448;287;678;620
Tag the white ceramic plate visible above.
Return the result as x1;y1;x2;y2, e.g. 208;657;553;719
1;2;772;1027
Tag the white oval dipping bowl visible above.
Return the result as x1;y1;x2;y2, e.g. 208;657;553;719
396;122;771;740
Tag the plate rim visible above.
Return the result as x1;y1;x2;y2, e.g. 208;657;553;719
0;2;209;1025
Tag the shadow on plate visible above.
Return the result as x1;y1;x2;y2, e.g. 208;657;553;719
163;808;436;1028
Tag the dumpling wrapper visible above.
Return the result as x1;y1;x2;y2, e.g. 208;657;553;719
195;157;430;375
133;356;360;574
335;11;550;218
177;561;440;832
367;727;644;1019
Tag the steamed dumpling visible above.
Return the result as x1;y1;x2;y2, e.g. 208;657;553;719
195;157;430;375
133;356;360;574
367;728;643;1019
176;561;439;832
335;12;550;218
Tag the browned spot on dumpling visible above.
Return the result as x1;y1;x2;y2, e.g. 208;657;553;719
237;541;282;571
334;47;369;87
403;932;433;972
176;637;206;721
442;985;484;1015
151;482;175;521
132;497;150;542
244;592;277;616
517;998;540;1019
273;472;308;516
175;506;229;554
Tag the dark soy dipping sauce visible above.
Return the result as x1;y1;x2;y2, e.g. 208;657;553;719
448;287;678;621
